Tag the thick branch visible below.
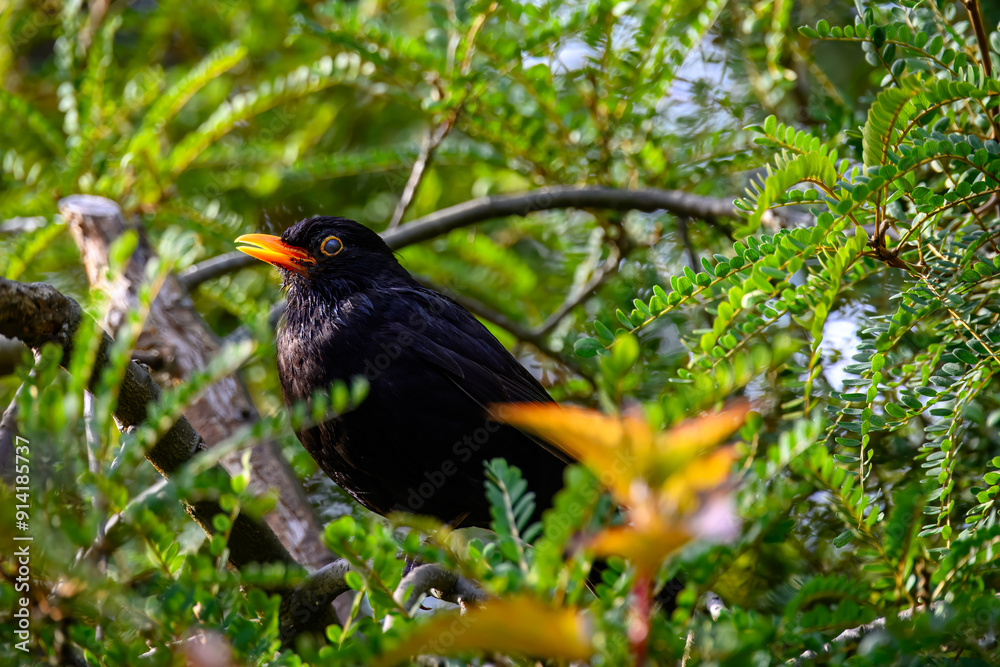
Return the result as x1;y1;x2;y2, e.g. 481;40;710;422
0;278;279;549
280;559;353;642
0;277;338;640
383;563;489;632
60;195;334;572
382;186;746;248
179;186;791;291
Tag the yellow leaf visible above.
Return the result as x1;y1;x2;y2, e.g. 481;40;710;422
659;446;738;511
647;402;749;485
491;403;648;500
372;596;592;666
493;402;749;500
588;520;692;575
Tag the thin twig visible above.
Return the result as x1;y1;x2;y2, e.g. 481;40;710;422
535;256;617;338
387;117;456;229
676;215;700;273
963;1;998;138
82;392;109;575
0;378;28;484
964;0;993;77
413;275;595;383
83;391;108;641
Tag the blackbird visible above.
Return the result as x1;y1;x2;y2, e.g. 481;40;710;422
236;216;572;528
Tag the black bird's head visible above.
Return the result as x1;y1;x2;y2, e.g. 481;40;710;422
235;216;412;298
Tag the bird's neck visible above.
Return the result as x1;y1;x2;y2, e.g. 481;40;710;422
283;278;360;331
283;264;414;302
277;280;375;405
281;269;411;337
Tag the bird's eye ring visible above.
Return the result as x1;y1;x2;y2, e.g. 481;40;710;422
321;235;344;256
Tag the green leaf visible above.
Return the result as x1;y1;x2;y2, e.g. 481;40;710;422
594;320;615;343
574;337;603;357
344;571;365;591
833;530;854;547
872;26;886;51
884;403;907;418
953;348;977;365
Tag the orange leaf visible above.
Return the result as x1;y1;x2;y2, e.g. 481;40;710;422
659;446;739;512
491;403;648;500
494;402;749;501
588;521;692;575
372;596;592;666
647;402;749;485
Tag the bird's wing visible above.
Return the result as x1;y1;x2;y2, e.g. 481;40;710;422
383;286;575;465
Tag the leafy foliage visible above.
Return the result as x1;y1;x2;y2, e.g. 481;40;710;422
7;0;1000;665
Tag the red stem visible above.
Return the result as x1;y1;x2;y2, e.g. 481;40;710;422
629;572;652;666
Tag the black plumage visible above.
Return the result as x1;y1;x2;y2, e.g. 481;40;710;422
247;216;570;527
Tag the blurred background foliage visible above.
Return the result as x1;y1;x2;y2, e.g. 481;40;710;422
6;0;1000;665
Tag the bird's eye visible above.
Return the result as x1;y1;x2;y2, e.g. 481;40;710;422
321;235;344;256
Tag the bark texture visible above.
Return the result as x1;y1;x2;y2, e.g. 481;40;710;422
0;276;345;641
60;194;332;570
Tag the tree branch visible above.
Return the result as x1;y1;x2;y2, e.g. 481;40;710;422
179;185;796;291
177;251;260;291
676;215;700;273
382;185;746;248
384;563;489;632
964;1;993;78
790;594;1000;663
0;277;340;642
60;195;335;572
279;559;353;642
535;255;617;338
963;0;999;139
0;379;27;484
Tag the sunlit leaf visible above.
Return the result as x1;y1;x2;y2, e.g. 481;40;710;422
658;446;739;511
493;402;749;501
491;403;649;500
373;596;593;666
589;513;692;574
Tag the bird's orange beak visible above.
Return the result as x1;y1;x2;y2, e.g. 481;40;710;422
235;234;316;276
